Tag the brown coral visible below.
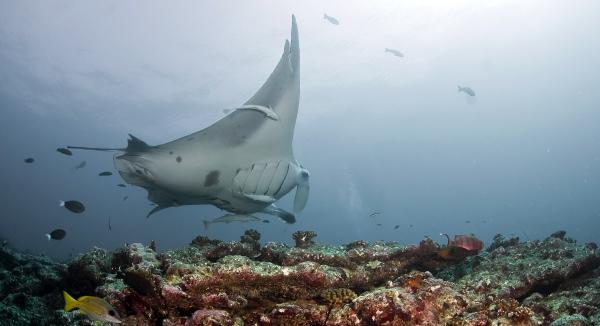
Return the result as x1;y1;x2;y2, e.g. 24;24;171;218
292;231;317;249
319;288;357;305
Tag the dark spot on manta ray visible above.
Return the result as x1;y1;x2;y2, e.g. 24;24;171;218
136;169;143;175
186;137;194;141
169;151;173;155
204;170;220;187
176;156;182;163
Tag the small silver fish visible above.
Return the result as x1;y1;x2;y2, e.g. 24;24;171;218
458;85;476;96
73;161;87;170
203;214;261;229
385;48;404;57
323;13;339;25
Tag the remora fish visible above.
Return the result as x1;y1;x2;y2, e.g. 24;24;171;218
203;214;261;229
68;16;309;224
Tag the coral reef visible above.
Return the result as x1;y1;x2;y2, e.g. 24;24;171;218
319;288;357;305
292;230;318;249
0;242;88;325
1;230;599;325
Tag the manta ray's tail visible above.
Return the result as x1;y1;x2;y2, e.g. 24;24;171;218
68;134;151;153
202;220;210;230
67;146;123;152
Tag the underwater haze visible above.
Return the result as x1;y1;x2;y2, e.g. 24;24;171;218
1;0;599;260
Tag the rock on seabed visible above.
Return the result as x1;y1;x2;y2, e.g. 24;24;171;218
1;231;599;325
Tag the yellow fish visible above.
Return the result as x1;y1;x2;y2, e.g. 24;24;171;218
63;291;121;324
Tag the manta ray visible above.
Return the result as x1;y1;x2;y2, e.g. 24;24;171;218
69;16;309;223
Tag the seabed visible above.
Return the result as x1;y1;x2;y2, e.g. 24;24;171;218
1;230;599;325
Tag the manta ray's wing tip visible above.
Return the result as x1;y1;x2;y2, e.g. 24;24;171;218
291;15;298;41
289;15;299;71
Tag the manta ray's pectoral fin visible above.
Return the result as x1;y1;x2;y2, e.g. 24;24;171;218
146;205;168;219
244;194;277;204
263;204;295;224
233;105;280;121
294;168;310;213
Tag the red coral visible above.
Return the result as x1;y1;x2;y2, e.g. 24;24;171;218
186;309;232;326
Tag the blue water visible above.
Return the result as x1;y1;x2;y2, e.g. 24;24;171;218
1;1;599;260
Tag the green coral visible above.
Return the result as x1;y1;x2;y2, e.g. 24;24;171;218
549;314;590;326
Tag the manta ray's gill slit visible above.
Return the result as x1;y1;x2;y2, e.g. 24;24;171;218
239;167;252;193
273;164;290;197
252;163;268;194
244;163;260;194
264;161;281;195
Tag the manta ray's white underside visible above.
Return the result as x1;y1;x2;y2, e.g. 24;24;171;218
69;16;309;223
